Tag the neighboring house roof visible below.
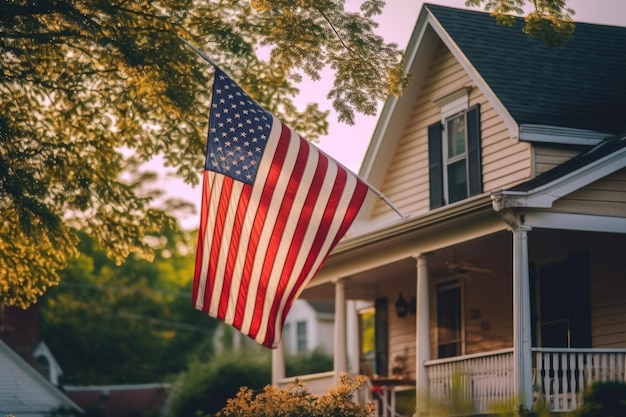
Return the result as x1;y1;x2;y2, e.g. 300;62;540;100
64;383;171;417
425;3;626;135
0;338;82;417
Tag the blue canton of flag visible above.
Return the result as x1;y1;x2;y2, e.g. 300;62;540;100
207;68;272;185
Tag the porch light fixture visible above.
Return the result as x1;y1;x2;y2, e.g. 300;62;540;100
395;293;416;318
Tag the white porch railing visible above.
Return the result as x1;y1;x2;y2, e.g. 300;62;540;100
423;347;626;415
533;348;626;412
425;348;515;415
275;370;335;396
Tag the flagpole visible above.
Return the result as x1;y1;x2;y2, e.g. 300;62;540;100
177;36;408;220
178;35;218;68
315;147;408;219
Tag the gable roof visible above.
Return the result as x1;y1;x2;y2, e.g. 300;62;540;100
425;3;626;135
0;339;82;417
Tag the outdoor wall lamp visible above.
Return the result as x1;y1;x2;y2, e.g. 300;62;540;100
395;292;416;318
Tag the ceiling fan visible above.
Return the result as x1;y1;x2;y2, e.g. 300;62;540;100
445;256;492;275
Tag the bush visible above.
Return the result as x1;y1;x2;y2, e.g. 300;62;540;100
217;372;373;417
285;347;334;377
166;350;271;417
574;380;626;417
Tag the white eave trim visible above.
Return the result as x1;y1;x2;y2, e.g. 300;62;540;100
492;145;626;210
519;124;612;146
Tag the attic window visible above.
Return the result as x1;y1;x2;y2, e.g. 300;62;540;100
429;87;482;209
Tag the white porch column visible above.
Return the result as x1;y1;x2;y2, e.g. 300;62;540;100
512;225;533;411
415;254;431;415
334;278;348;381
347;300;360;374
271;340;285;386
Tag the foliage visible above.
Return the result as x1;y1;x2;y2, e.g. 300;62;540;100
465;0;576;46
217;372;374;417
573;380;626;417
0;0;407;308
166;349;272;417
285;347;334;377
40;229;217;384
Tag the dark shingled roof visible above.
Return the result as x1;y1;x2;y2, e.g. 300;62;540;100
425;4;626;135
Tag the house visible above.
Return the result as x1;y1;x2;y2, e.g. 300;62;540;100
271;3;626;415
0;305;82;417
282;300;335;355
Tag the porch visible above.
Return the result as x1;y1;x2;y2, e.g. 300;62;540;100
274;227;626;415
276;348;626;415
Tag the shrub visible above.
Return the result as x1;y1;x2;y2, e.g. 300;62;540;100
217;372;374;417
166;350;271;417
285;347;334;376
574;380;626;417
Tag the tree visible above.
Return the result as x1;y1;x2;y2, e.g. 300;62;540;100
40;228;217;384
0;0;408;308
466;0;576;46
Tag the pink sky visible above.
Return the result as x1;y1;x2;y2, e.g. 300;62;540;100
163;0;626;229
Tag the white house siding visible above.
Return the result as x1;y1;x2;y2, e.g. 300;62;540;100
552;168;626;217
533;145;581;176
372;39;531;219
283;300;335;355
589;239;626;347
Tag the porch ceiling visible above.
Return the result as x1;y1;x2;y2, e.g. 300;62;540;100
300;231;512;301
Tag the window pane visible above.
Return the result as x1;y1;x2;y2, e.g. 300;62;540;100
447;159;467;203
447;114;466;158
296;321;307;353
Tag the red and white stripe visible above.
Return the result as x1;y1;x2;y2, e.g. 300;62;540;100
192;117;368;348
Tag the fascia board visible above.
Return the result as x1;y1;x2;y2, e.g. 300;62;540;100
492;146;626;210
524;211;626;233
356;9;438;222
425;8;519;139
519;124;611;145
359;8;433;181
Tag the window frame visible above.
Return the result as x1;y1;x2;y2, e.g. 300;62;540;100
443;111;469;204
296;320;307;353
429;88;482;209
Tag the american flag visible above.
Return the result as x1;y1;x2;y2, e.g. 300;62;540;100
193;67;369;348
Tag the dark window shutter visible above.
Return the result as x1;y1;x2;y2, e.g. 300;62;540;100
567;251;591;348
428;122;444;209
374;297;388;376
466;105;482;196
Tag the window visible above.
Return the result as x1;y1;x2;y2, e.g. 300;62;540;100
537;252;590;348
437;282;463;358
296;321;307;353
429;89;482;209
